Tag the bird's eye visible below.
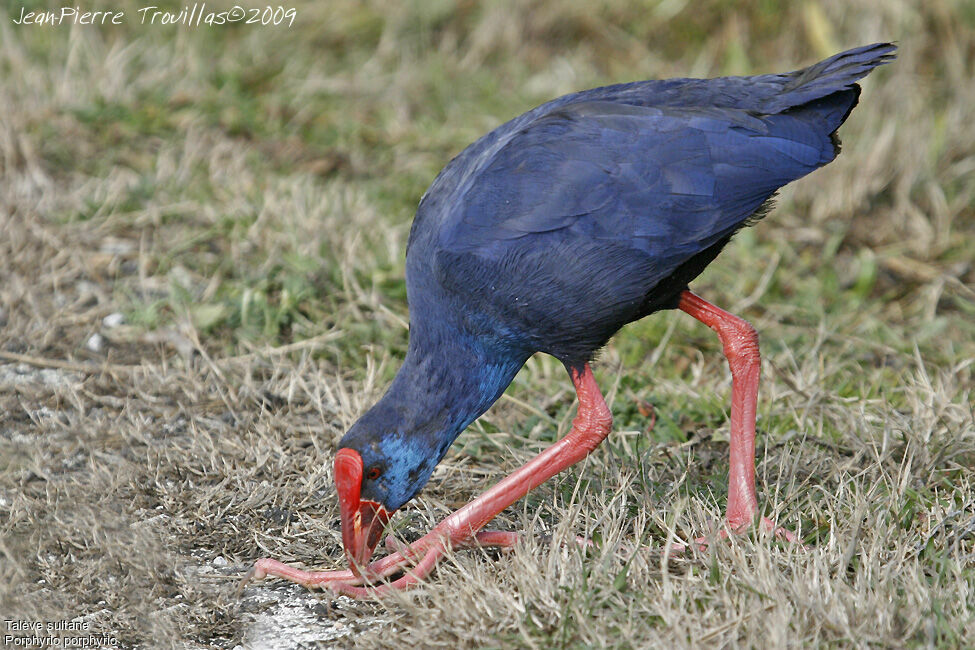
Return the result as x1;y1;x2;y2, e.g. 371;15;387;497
366;466;382;481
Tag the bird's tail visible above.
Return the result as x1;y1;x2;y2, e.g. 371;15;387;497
764;42;897;115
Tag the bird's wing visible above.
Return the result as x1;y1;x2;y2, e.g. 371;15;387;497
437;98;842;279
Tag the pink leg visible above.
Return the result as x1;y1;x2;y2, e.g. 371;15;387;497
241;364;612;598
673;290;798;550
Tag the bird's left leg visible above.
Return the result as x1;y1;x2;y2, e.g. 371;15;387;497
674;290;799;550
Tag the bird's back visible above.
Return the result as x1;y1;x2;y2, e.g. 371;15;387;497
406;44;895;364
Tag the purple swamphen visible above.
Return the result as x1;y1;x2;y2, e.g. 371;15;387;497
244;43;895;597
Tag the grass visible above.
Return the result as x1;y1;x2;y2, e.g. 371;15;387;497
1;0;973;647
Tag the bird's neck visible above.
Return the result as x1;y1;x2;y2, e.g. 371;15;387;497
380;325;528;462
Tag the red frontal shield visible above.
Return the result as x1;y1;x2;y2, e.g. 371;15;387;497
334;448;392;573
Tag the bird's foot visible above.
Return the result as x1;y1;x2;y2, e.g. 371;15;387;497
240;537;440;598
669;516;803;554
239;528;597;599
239;529;517;599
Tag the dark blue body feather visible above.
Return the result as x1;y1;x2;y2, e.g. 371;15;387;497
340;43;895;511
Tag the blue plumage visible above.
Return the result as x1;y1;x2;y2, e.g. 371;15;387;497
339;43;895;512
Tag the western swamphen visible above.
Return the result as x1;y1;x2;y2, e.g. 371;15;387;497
244;43;895;597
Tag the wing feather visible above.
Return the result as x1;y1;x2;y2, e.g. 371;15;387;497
439;99;835;281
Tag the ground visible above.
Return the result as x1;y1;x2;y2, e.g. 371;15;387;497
1;1;974;648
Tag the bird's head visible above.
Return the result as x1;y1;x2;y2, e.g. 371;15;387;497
332;341;526;572
334;405;445;572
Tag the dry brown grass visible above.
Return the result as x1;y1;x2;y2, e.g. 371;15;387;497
1;0;973;647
